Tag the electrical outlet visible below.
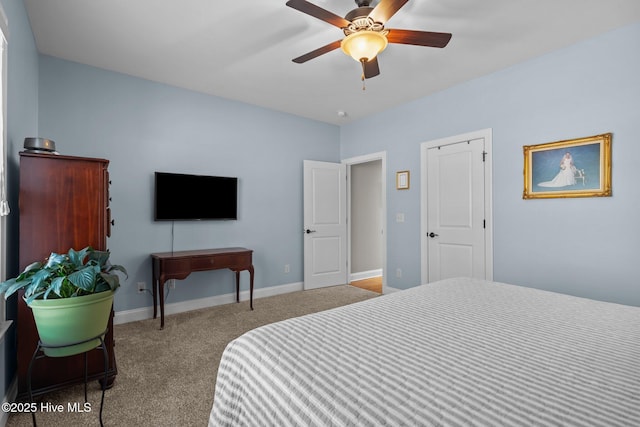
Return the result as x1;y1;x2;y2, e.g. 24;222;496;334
396;268;402;278
168;280;176;290
137;282;145;294
284;264;290;273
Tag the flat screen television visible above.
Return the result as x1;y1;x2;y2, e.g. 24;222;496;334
154;172;238;221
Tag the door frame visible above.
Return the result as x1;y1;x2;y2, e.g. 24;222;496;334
419;129;493;284
342;151;387;294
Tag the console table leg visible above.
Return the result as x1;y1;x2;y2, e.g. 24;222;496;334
152;276;158;319
159;279;165;330
249;266;254;310
235;271;240;303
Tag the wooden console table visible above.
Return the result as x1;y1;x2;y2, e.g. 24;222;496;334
151;248;254;329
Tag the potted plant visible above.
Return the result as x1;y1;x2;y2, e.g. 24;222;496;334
0;246;127;357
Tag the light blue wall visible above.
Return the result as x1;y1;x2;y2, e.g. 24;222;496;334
2;0;39;272
341;22;640;306
37;55;340;312
1;0;39;402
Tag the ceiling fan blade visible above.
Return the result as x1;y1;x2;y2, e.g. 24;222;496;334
292;40;343;63
368;0;409;24
363;57;380;79
286;0;351;29
386;29;452;48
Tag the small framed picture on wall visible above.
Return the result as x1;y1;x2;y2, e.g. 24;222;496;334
396;171;410;190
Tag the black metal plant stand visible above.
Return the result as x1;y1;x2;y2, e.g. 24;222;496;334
27;330;109;427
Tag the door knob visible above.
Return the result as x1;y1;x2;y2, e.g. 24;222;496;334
428;232;439;238
305;229;317;234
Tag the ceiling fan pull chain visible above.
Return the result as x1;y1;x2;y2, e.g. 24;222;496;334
360;59;367;91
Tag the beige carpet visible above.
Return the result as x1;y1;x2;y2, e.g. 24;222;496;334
6;285;378;426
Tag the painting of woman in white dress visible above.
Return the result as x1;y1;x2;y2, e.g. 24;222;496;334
538;152;577;187
524;133;611;199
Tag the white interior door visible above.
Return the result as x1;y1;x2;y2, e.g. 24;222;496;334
421;130;493;283
303;160;347;290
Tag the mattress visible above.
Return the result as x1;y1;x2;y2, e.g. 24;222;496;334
209;277;640;426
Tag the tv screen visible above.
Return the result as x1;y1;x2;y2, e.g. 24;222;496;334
154;172;238;221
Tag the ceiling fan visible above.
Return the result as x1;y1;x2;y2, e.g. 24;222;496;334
286;0;452;81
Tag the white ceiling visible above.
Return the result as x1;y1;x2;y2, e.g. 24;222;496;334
24;0;640;125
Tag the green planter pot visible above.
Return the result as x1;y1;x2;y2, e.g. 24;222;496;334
28;291;114;357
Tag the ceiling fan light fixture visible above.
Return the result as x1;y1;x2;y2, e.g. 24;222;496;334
340;30;388;62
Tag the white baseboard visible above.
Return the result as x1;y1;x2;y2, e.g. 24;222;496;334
350;269;383;282
1;378;17;426
114;281;304;325
384;286;402;294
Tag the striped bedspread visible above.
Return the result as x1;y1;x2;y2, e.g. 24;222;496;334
209;277;640;426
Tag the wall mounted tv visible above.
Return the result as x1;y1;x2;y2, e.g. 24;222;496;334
154;172;238;221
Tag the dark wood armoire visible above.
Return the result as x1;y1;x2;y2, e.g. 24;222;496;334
17;152;117;398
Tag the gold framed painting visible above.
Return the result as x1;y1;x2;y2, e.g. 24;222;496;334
523;133;612;199
396;171;410;190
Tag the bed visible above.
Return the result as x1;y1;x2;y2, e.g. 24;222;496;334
209;277;640;426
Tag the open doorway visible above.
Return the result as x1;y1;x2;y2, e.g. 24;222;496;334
344;152;386;294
